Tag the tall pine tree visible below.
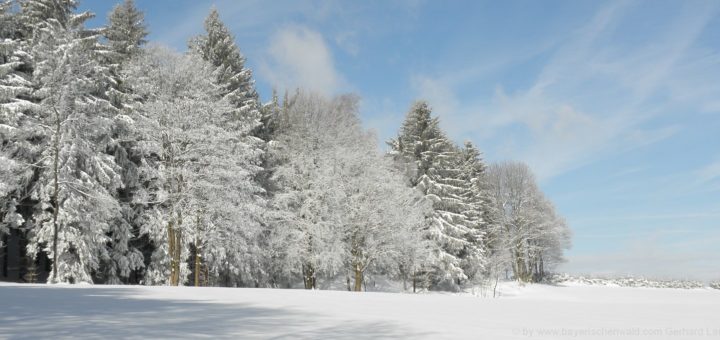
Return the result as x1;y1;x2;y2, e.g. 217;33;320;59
103;0;146;62
457;141;489;283
20;0;124;283
389;101;485;290
94;0;149;284
188;8;266;286
1;0;36;244
189;7;260;127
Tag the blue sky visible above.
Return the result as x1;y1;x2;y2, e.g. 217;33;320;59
80;0;720;280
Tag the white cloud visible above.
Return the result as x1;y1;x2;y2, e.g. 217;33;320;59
259;26;346;95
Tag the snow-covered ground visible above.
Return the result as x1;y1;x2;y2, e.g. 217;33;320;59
1;282;719;339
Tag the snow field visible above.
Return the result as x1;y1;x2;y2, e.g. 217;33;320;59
1;282;719;339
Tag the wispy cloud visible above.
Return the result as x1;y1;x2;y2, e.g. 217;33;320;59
695;160;720;184
150;0;337;49
572;211;720;224
411;1;719;181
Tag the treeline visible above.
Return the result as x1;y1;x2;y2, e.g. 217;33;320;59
0;0;570;291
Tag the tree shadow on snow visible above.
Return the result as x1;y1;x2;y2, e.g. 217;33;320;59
0;285;430;339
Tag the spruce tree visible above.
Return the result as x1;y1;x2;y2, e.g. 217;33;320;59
189;8;266;286
257;89;280;144
20;0;123;283
18;0;81;32
1;0;35;241
96;0;148;283
457;141;489;282
390;101;483;289
103;0;147;62
189;7;260;126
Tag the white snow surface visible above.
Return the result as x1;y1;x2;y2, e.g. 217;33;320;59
1;282;719;339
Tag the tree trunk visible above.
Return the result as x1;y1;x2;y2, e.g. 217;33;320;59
493;275;499;298
509;249;518;281
173;228;181;285
302;264;315;289
194;215;201;287
167;220;175;285
194;245;200;287
51;111;61;283
167;219;182;286
513;245;529;283
353;264;363;292
303;234;316;289
412;271;417;293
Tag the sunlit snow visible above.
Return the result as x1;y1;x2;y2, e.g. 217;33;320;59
2;282;718;339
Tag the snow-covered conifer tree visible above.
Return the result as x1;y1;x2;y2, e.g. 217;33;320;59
189;7;260;128
188;9;267;286
103;0;146;62
257;89;280;144
254;90;282;195
456;141;489;283
389;101;483;290
92;0;149;284
0;0;35;243
20;0;124;283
